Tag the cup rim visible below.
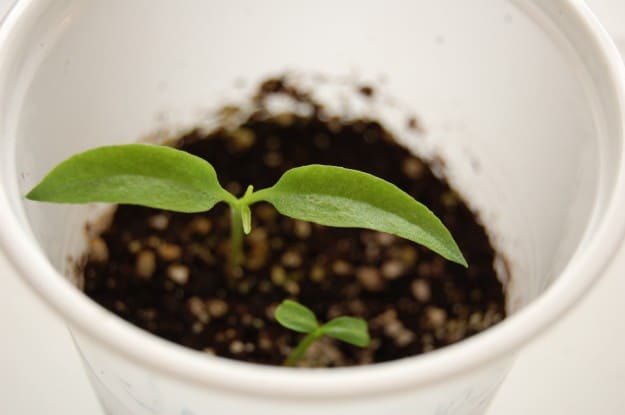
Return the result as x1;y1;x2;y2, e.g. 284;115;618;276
1;0;625;399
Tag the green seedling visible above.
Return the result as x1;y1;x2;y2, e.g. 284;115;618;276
274;299;370;366
25;144;467;268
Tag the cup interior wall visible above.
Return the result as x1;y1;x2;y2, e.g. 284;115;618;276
1;1;620;317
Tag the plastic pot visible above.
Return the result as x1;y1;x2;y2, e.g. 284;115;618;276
1;1;625;414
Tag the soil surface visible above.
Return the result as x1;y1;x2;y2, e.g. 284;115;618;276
82;78;506;367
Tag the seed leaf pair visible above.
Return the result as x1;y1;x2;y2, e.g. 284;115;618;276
26;144;467;267
274;299;369;347
274;300;370;365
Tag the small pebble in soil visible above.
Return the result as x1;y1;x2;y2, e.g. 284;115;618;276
255;204;277;221
285;280;300;296
158;243;182;261
273;112;295;127
397;246;419;267
167;264;190;285
229;340;245;355
135;250;156;279
395;329;416;347
191;322;204;334
375;232;396;246
293;220;311;239
468;312;483;330
402;157;425;179
207;299;229;318
441;191;460;209
411;279;431;302
258;334;273;351
128;240;141;254
327;118;342;133
381;260;404;280
445;319;467;343
188;217;212;235
230;128;256;151
225;181;242;196
356;266;384;292
248;228;268;243
148;214;169;231
310;264;326;282
187;296;210;323
331;260;353;276
425;306;448;329
88;237;109;263
225;328;237;340
114;300;126;313
270;265;287;285
281;250;302;268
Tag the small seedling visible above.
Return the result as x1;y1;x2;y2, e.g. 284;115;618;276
25;144;467;268
274;299;370;366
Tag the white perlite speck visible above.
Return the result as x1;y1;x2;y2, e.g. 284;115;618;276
167;264;190;285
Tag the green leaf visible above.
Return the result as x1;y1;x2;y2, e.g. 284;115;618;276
274;300;319;333
26;144;234;213
252;165;467;266
321;316;370;347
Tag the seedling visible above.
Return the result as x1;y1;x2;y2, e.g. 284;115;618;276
26;144;467;268
274;299;370;366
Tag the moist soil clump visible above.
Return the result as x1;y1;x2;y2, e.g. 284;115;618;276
82;78;506;367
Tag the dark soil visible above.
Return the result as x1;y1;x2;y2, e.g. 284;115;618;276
82;78;505;367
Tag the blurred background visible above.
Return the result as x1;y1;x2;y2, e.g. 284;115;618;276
1;1;624;413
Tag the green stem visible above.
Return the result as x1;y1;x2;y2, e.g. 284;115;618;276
245;187;271;204
229;204;243;267
284;330;323;367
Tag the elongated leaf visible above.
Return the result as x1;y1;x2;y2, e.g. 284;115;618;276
274;300;319;333
252;165;467;266
321;316;370;347
26;144;233;212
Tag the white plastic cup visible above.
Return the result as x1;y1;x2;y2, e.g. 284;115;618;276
1;1;625;414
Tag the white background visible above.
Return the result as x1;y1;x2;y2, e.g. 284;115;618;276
1;1;625;413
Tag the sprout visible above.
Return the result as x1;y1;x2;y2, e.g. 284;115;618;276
274;299;370;366
26;144;467;268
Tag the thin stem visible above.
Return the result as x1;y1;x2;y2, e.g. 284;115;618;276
229;204;244;267
284;330;323;367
